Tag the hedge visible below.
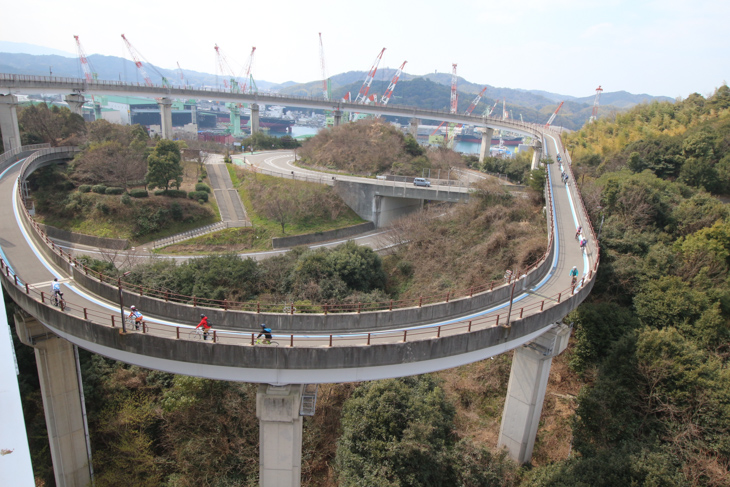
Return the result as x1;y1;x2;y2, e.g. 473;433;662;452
188;191;209;202
129;189;149;198
79;185;91;193
105;187;124;195
92;184;107;194
195;183;211;193
154;189;187;198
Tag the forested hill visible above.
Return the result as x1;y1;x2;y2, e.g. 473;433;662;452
541;84;730;486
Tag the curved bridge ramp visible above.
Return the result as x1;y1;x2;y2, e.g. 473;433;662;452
0;128;599;385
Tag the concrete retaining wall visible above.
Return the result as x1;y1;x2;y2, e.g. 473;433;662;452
38;223;129;250
271;222;375;249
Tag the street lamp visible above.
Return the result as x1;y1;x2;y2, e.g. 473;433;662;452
118;271;132;333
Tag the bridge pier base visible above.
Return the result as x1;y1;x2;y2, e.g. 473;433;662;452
498;323;571;464
479;127;494;164
157;97;173;140
64;93;86;116
256;384;304;487
250;103;260;134
15;312;93;487
409;118;419;138
228;104;241;136
333;110;342;127
0;94;22;152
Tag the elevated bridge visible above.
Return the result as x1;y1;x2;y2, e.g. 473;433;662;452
0;115;596;485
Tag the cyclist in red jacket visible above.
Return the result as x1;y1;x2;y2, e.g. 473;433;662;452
196;314;211;340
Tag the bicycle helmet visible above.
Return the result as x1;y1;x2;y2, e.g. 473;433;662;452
573;266;577;269
201;314;206;318
131;305;136;310
54;278;58;281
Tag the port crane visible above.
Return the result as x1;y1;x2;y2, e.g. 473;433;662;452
73;35;101;119
319;33;329;101
378;61;407;109
121;34;170;88
545;101;564;128
355;48;386;104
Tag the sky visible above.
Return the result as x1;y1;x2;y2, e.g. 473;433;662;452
1;0;728;99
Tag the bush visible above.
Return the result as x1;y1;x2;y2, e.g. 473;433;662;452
79;185;91;193
92;184;107;194
95;202;110;215
105;187;124;195
129;189;149;198
120;193;131;205
154;189;187;198
195;183;211;193
188;191;209;202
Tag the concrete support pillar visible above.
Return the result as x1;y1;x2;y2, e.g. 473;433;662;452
229;105;241;136
191;103;198;125
157;97;173;140
498;323;571;464
64;93;86;116
250;103;260;134
256;384;304;487
93;102;102;121
333;110;342;127
15;313;93;487
479;127;494;164
0;94;22;152
531;142;543;170
409;118;419;138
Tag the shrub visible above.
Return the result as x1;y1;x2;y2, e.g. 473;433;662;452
195;183;211;193
105;187;124;195
79;185;91;193
129;189;149;198
154;189;187;198
188;191;209;202
92;184;107;194
120;193;132;205
170;202;183;221
95;202;110;215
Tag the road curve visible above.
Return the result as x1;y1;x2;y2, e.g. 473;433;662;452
0;127;599;385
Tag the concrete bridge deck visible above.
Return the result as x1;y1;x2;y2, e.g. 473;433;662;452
0;129;598;385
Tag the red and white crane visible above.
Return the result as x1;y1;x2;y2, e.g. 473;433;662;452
590;85;603;122
176;62;187;87
73;35;96;82
319;33;329;101
121;34;164;87
431;84;486;135
355;48;386;104
379;61;407;106
449;63;458;114
545;101;564;128
214;44;239;91
240;46;256;94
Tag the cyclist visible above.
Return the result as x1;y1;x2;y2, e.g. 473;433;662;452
575;225;582;239
128;305;144;330
257;324;273;345
580;237;587;252
196;314;211;340
51;278;63;303
569;266;579;286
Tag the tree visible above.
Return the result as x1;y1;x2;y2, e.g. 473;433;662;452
145;139;183;191
18;103;85;146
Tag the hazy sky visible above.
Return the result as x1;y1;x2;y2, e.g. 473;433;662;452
1;0;727;98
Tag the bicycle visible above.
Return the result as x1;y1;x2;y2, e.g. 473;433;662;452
189;327;210;340
255;337;279;347
126;316;145;331
50;293;66;310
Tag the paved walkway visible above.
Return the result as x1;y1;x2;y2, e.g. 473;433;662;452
205;155;249;227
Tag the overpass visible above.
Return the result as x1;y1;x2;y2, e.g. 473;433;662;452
0;125;597;485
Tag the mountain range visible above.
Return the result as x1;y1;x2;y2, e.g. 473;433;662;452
0;43;673;130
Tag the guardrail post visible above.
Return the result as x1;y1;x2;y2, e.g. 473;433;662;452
111;315;115;327
193;296;197;307
557;292;561;303
165;291;169;302
520;308;524;318
41;291;45;303
540;300;545;311
419;297;423;307
389;300;393;311
437;326;441;338
329;335;333;347
468;320;472;332
14;274;17;286
290;335;293;347
290;304;294;315
446;292;450;303
84;308;87;320
176;327;180;339
403;330;407;342
490;281;494;291
142;322;147;334
470;287;473;297
496;315;500;326
223;299;228;311
257;302;260;313
213;331;217;343
139;285;143;296
99;272;103;283
357;302;361;314
251;333;255;346
323;304;328;315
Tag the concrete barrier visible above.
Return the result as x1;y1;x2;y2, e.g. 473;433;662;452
38;223;129;250
271;222;375;249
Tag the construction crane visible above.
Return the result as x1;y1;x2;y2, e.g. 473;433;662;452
121;34;170;87
240;47;256;94
485;100;499;117
355;48;386;104
214;44;240;91
319;33;329;101
431;84;486;135
176;62;187;87
545;101;564;128
590;85;603;122
73;35;100;119
379;61;407;106
449;64;459;114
